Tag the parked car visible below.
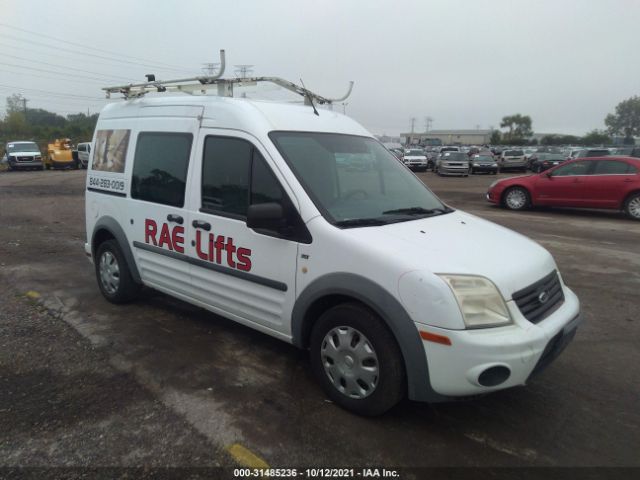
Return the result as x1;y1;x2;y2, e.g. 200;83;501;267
2;141;44;171
73;142;92;169
469;154;498;174
402;148;429;172
567;148;610;161
528;153;566;173
486;157;640;219
498;149;527;171
435;151;470;176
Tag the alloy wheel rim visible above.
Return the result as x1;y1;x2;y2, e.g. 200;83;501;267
320;326;379;399
629;197;640;219
506;189;526;209
99;251;120;295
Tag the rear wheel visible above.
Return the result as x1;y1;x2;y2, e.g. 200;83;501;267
310;303;405;416
503;186;530;210
95;240;140;303
625;193;640;220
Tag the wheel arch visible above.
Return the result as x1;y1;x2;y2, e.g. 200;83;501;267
622;189;640;208
291;273;448;403
91;216;141;283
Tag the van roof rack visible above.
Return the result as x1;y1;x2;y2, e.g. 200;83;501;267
103;49;354;106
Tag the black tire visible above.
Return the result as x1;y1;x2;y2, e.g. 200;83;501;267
624;192;640;220
95;239;140;303
502;186;530;211
309;303;405;416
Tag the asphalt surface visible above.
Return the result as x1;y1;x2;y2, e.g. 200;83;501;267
0;169;639;471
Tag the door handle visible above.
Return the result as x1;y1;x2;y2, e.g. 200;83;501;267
624;178;633;183
167;214;184;224
192;220;211;231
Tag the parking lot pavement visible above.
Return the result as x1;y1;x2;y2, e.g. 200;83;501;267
1;169;639;468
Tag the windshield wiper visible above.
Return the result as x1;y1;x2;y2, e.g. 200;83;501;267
382;206;453;216
334;218;389;228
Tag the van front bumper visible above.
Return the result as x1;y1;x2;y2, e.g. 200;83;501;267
417;286;581;397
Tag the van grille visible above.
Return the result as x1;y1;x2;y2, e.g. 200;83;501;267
512;270;564;324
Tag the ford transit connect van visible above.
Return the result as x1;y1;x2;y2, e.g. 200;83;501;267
85;76;581;415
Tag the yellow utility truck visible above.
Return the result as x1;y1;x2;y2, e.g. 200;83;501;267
45;138;77;169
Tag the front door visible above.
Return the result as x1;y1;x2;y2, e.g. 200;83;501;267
534;160;594;207
184;131;304;338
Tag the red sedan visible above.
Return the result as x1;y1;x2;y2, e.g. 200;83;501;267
486;156;640;220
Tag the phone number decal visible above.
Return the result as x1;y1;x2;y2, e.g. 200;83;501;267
89;176;125;192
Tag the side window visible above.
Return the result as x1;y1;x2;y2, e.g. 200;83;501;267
78;144;85;152
201;137;252;217
251;149;285;205
594;160;634;175
201;137;288;218
131;132;192;207
552;161;592;177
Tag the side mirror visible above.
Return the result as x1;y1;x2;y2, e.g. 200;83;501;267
545;171;553;178
247;202;286;231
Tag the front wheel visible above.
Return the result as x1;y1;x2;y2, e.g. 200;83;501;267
625;193;640;220
95;240;140;303
310;303;405;416
503;186;530;211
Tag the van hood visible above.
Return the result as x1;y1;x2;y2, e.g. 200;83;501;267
347;210;556;298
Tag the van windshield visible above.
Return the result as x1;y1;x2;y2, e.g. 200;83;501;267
269;132;451;227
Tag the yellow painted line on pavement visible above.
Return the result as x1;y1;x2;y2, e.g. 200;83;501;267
25;291;41;299
227;443;270;469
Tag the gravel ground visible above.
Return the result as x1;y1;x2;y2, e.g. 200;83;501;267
0;287;228;470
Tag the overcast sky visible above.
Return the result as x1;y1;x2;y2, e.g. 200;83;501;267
1;0;639;136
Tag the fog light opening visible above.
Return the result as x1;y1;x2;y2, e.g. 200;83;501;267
478;366;511;387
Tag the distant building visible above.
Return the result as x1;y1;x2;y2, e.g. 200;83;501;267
401;129;493;146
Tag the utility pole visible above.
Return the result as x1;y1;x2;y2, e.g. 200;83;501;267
234;64;254;78
425;116;433;133
410;117;416;133
202;63;220;76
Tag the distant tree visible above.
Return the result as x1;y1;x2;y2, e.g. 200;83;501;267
6;94;26;114
500;114;533;142
26;108;66;128
490;130;501;145
582;129;611;146
3;111;29;138
605;96;640;144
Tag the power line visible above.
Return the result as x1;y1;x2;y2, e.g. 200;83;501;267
1;43;174;78
0;33;198;76
0;83;104;100
0;67;108;85
0;61;128;83
0;52;137;83
0;22;195;73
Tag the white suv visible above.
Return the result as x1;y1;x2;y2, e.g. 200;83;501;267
85;90;581;415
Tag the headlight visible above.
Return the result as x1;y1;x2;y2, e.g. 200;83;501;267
437;274;512;328
492;163;498;167
473;163;479;166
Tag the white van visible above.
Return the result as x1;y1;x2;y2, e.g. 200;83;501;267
85;75;581;415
